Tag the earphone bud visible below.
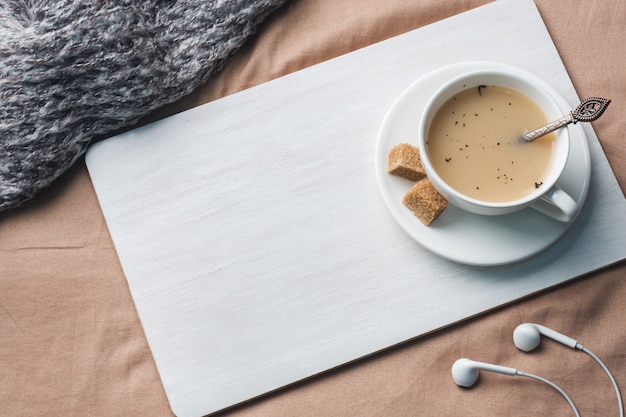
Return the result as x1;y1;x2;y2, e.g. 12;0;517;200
513;323;580;351
451;358;518;387
451;358;581;416
513;323;624;417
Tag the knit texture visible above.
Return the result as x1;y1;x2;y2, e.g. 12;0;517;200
0;0;286;211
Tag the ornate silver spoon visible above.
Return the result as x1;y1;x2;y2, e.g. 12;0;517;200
520;97;611;142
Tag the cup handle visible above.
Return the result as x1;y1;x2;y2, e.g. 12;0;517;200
529;186;578;222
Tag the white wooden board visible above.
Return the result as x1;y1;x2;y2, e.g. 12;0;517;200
86;1;626;416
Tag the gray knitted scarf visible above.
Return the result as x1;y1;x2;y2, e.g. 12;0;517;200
0;0;286;212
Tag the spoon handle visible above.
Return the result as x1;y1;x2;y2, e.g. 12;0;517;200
520;97;610;143
521;113;574;142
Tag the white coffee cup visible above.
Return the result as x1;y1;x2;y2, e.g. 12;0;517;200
417;66;578;222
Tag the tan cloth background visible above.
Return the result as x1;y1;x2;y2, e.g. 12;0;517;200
1;1;624;416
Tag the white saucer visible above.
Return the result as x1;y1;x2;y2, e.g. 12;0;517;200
375;61;591;266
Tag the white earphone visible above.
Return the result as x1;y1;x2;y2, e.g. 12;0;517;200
513;323;623;417
513;322;579;351
452;323;624;417
451;358;517;387
452;357;581;417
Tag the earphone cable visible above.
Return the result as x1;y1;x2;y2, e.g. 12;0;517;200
580;345;624;417
518;371;580;417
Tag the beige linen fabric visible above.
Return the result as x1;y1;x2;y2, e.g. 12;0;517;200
1;1;624;416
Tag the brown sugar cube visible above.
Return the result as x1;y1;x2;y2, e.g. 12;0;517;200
387;143;426;181
402;179;448;226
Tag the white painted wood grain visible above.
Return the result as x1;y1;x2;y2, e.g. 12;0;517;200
86;1;626;416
